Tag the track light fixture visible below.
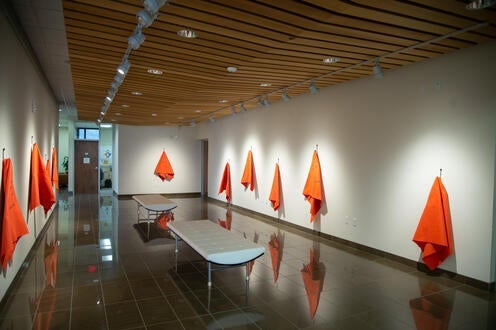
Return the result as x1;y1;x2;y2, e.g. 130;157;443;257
143;0;168;15
137;9;157;28
257;96;264;108
263;95;271;106
117;59;130;76
373;59;384;78
240;102;247;112
466;0;496;9
309;81;319;94
282;88;291;102
128;28;145;50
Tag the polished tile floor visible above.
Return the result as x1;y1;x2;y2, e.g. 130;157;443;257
0;192;494;329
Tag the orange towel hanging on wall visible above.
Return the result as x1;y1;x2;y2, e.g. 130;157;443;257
1;158;30;270
218;162;231;202
154;150;174;181
413;177;454;270
51;146;59;190
302;150;323;222
29;143;56;215
269;163;281;211
241;150;255;190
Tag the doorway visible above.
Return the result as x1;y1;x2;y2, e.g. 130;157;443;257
201;139;208;196
75;140;99;194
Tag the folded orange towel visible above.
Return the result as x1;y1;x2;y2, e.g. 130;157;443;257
218;162;231;202
1;158;29;270
154;150;174;181
413;177;454;270
269;163;281;211
29;143;56;214
241;150;255;190
302;151;323;222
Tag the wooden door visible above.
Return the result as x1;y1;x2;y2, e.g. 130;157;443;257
75;140;99;194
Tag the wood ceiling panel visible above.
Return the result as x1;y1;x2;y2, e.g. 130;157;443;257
62;0;495;125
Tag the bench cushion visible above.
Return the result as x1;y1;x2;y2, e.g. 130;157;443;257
168;220;265;265
132;194;177;212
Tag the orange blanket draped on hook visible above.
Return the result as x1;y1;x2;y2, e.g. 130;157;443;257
154;150;174;181
302;151;323;222
29;143;56;215
413;177;454;270
241;150;255;190
218;162;231;202
1;158;30;270
51;147;59;190
301;248;325;319
269;163;281;211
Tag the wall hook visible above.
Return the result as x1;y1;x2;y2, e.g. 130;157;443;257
439;168;442;178
2;148;5;160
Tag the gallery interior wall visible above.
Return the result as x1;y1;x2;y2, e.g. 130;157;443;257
0;11;59;301
114;125;201;195
197;40;496;284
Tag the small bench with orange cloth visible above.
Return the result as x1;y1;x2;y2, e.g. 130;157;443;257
132;194;177;238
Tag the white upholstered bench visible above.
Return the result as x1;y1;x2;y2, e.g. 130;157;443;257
168;220;265;287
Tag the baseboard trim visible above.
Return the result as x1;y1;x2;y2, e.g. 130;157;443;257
117;192;201;200
207;197;495;292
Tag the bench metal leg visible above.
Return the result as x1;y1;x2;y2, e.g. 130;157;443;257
208;262;212;287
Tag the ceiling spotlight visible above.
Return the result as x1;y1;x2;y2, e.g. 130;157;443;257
137;9;157;28
209;115;215;123
309;81;319;94
177;29;198;38
147;68;163;75
231;105;237;116
323;57;340;64
219;99;228;103
114;73;124;84
117;59;130;76
143;0;168;15
240;102;247;112
257;96;264;108
227;66;237;73
131;91;143;95
263;95;271;106
373;59;384;78
111;80;120;90
282;88;291;102
128;28;145;50
466;0;496;9
260;83;272;87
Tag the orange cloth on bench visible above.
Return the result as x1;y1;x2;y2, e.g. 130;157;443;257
218;162;231;202
269;163;281;211
413;177;454;270
1;158;29;270
302;151;323;222
241;150;255;190
154;150;174;181
29;143;56;215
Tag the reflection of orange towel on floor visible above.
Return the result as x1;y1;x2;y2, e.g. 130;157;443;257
241;150;255;190
269;163;281;211
29;143;56;214
156;212;174;230
301;248;325;318
303;151;323;222
154;150;174;181
268;233;283;282
413;177;454;270
217;209;232;230
218;162;231;202
51;147;59;190
45;243;58;288
1;158;30;270
409;281;453;330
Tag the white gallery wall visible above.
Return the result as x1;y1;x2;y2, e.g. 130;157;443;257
197;40;496;284
0;12;59;300
115;125;201;195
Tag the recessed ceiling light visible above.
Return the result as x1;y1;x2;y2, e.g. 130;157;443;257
147;68;163;75
260;83;272;87
177;116;184;119
151;113;157;117
177;29;198;38
194;109;202;113
111;119;116;122
115;112;122;116
219;99;228;103
227;66;237;73
131;91;143;95
323;57;340;64
121;104;129;108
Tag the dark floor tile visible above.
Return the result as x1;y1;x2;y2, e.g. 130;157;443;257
147;319;184;330
72;284;103;308
102;280;134;305
1;293;36;319
0;315;34;330
36;287;72;313
73;265;100;286
166;293;205;319
70;305;107;330
32;310;71;330
154;275;185;296
136;296;178;326
129;278;161;300
105;301;144;330
191;287;237;314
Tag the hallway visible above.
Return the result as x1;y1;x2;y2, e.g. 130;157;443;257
0;193;494;329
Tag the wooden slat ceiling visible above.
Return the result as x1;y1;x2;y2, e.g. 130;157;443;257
63;0;496;126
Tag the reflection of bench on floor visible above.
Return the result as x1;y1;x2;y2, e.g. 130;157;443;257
168;220;265;288
132;194;177;238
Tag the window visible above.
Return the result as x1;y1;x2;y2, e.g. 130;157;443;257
77;128;99;140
